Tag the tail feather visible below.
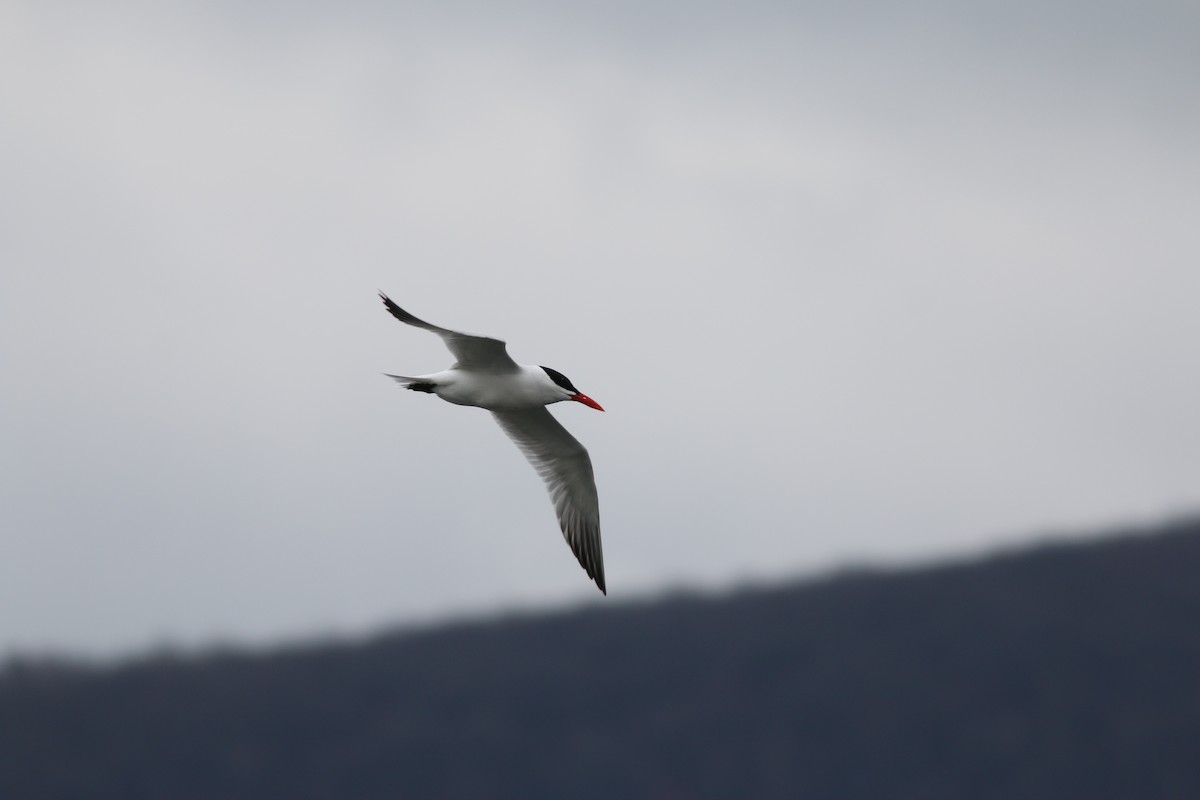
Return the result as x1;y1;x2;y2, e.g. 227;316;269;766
383;374;437;394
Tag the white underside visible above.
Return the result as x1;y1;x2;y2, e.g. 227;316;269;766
421;365;568;410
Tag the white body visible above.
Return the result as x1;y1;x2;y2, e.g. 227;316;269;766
418;365;571;410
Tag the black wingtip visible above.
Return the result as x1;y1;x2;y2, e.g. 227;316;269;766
378;291;410;324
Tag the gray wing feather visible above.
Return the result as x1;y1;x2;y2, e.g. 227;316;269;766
379;292;518;373
491;408;606;594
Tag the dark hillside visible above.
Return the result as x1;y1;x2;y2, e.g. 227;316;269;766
3;519;1199;799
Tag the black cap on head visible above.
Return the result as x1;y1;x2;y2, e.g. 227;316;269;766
541;366;578;393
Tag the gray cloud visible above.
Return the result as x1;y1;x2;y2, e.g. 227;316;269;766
2;0;1198;657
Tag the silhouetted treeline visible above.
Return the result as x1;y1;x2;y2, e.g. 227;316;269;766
3;518;1200;799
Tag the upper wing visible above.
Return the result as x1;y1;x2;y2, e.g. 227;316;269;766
379;292;518;373
491;407;606;594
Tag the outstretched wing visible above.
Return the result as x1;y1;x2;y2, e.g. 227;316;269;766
379;292;518;373
491;407;606;594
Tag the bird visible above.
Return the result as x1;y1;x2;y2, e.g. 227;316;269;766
378;292;608;594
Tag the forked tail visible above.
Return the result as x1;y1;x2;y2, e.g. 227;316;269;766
383;374;438;394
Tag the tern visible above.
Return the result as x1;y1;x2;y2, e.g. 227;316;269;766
378;292;607;594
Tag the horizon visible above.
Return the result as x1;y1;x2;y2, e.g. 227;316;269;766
4;510;1192;666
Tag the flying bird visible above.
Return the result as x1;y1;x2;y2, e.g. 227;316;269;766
378;292;607;594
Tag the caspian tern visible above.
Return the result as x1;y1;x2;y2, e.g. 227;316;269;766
379;292;607;594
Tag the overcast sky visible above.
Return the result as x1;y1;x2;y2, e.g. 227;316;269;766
2;0;1198;659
